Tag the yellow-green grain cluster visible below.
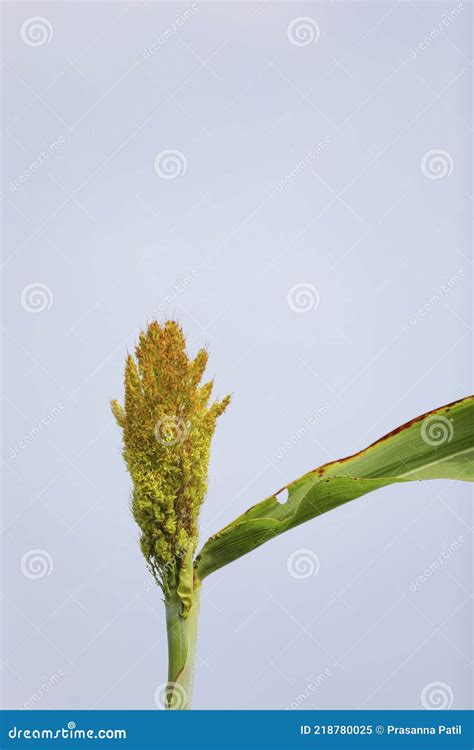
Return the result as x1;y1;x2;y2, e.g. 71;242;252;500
112;321;230;595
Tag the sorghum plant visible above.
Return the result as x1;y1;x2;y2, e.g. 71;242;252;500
112;320;473;709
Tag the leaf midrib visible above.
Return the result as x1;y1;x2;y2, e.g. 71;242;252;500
396;445;474;478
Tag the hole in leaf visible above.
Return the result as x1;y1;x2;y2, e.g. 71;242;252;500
275;487;289;505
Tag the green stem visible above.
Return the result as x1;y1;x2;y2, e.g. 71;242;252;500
164;586;200;710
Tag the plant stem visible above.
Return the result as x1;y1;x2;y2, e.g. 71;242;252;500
164;586;200;710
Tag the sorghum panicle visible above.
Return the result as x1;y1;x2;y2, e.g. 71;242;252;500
111;321;230;597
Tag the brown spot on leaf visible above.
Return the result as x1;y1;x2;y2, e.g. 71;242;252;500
311;395;473;476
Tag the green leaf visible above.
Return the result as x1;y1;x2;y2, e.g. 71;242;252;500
195;396;474;581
